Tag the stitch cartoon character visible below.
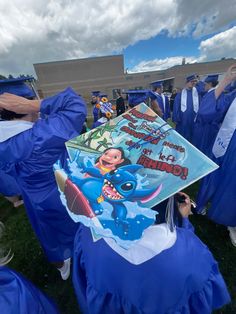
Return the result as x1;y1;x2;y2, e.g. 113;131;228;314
69;164;162;232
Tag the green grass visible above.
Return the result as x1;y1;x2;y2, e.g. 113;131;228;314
0;183;235;313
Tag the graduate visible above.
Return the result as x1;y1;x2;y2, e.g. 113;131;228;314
0;88;87;279
0;77;37;207
72;193;230;314
150;80;171;121
193;69;236;157
92;96;114;128
195;75;206;97
0;223;59;314
196;74;236;246
91;91;100;123
172;74;201;143
126;89;163;117
0;267;59;314
116;91;125;116
126;89;150;107
0;170;23;207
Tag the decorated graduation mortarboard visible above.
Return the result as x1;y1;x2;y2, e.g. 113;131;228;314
54;102;218;249
99;93;108;98
91;91;100;97
204;74;219;84
186;74;197;83
0;77;36;98
150;80;163;89
126;90;149;107
95;97;114;119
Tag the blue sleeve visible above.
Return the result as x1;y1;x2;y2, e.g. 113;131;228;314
0;267;59;314
172;93;181;123
165;96;171;119
181;217;195;232
36;87;87;147
0;88;87;164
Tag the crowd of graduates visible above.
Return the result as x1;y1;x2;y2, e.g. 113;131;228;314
0;63;235;313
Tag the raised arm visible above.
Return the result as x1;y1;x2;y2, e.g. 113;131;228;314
215;64;236;99
0;88;87;164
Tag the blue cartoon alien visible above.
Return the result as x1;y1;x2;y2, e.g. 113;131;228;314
69;163;162;232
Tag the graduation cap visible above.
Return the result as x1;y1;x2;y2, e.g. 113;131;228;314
96;98;113;118
148;90;159;100
150;80;163;89
204;74;219;84
99;93;108;98
91;91;100;97
186;74;197;83
0;77;36;98
125;90;149;107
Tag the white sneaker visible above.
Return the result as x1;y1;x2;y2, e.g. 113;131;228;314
200;207;207;215
58;258;71;280
228;227;236;247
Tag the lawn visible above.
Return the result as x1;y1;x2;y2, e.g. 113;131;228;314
0;182;235;314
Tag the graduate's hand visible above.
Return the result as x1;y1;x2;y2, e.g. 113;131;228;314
0;93;41;114
177;192;192;218
224;64;236;83
215;64;236;99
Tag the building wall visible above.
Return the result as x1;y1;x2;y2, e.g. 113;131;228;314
34;56;236;117
34;55;125;98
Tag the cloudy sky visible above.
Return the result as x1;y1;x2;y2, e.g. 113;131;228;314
0;0;236;77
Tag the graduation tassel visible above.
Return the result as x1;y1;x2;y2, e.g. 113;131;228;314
165;196;175;232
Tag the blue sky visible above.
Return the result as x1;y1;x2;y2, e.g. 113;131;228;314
124;33;202;70
0;0;236;76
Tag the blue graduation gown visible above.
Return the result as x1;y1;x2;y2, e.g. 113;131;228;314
155;93;171;121
173;90;199;143
92;117;108;129
0;171;21;196
0;88;87;262
196;92;236;226
192;90;235;157
0;266;59;314
196;80;206;97
208;129;236;226
93;106;99;123
73;224;230;314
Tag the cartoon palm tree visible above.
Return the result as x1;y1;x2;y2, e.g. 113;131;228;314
99;123;117;136
96;137;110;150
82;127;103;147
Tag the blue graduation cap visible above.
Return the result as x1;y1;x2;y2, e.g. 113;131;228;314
99;93;108;98
0;77;36;98
91;91;100;97
186;74;197;83
150;80;163;89
148;90;159;100
204;74;219;84
126;90;149;107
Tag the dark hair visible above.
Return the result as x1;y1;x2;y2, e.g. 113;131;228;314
96;147;131;169
211;81;218;87
0;109;27;121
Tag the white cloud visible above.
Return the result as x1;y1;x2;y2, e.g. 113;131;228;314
169;0;236;37
130;56;197;73
0;0;235;76
131;26;236;73
199;26;236;61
